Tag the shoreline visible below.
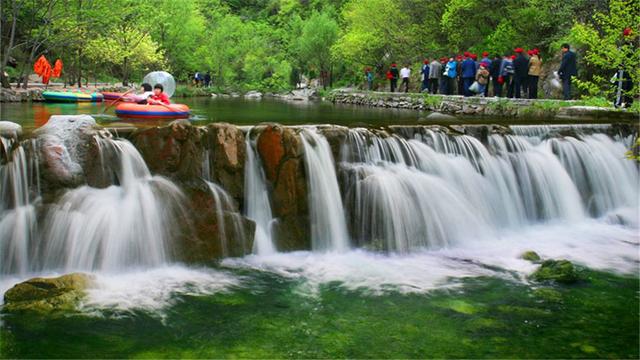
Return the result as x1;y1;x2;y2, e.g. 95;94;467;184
327;89;639;121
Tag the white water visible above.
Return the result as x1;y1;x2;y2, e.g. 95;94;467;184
300;128;350;252
339;127;637;252
244;134;276;254
224;218;639;296
0;138;39;274
40;139;185;272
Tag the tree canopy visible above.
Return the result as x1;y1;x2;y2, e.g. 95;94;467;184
0;0;637;98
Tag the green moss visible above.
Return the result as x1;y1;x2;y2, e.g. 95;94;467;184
486;98;518;114
531;259;580;284
3;273;94;315
1;269;637;359
533;288;563;303
520;250;541;262
436;299;482;315
422;94;443;109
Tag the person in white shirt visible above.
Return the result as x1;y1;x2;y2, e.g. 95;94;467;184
400;65;411;93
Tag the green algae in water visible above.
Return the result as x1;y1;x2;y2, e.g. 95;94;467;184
1;269;638;359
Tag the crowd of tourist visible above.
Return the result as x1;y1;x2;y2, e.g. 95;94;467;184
368;44;579;100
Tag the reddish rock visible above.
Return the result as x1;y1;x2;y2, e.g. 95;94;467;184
257;125;285;183
175;180;255;261
203;123;246;202
255;125;310;250
130;120;204;180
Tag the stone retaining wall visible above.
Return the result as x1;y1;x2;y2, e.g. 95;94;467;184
0;88;44;102
327;89;637;121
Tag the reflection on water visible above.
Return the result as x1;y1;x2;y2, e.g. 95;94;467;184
1;97;419;129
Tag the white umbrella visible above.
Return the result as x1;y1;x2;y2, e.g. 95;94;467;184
143;71;176;97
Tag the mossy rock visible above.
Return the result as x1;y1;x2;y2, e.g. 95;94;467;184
533;288;563;303
531;259;579;284
520;250;541;262
3;273;94;314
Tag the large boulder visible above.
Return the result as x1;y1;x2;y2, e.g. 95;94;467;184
3;273;94;314
0;121;22;139
318;125;348;162
131;120;204;180
203;123;246;202
33;115;105;190
255;124;310;250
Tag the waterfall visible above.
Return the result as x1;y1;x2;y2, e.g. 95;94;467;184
244;133;276;254
300;128;350;252
40;138;185;272
0;138;39;274
202;149;249;257
339;126;636;252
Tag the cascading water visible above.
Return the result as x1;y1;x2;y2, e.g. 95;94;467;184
0;132;187;275
0;138;39;274
202;149;249;257
300;128;350;252
243;133;276;254
339;126;637;253
40;138;185;272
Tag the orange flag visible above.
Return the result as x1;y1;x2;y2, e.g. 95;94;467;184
33;55;47;76
52;59;63;78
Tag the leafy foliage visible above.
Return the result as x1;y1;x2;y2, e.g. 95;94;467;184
0;0;636;99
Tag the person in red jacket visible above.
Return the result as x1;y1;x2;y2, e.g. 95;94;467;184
147;84;170;105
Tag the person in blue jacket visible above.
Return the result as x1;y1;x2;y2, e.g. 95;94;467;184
512;48;529;98
461;54;478;96
445;56;458;95
558;43;578;100
420;59;430;92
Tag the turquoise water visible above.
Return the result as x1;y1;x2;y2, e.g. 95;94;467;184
1;265;637;358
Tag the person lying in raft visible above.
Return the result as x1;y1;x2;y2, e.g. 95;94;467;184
125;83;154;104
147;84;171;105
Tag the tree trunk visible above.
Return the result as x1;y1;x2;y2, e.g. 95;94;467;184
122;56;128;86
77;48;82;88
1;0;19;88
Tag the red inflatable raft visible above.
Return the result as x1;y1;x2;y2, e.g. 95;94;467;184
115;103;191;119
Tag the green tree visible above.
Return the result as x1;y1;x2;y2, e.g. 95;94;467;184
569;0;639;99
293;10;339;88
333;0;409;73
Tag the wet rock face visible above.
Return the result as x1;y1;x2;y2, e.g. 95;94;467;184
203;123;246;202
3;273;94;314
131;120;204;180
176;180;255;261
255;124;310;250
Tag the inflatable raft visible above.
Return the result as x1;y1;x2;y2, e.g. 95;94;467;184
101;91;125;101
42;90;103;103
115;103;191;119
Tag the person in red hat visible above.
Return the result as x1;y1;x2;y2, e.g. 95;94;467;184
438;57;448;94
461;53;478;96
528;49;542;99
499;53;516;98
456;55;464;95
513;47;529;98
389;63;399;92
614;29;635;107
428;57;442;94
420;59;430;92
